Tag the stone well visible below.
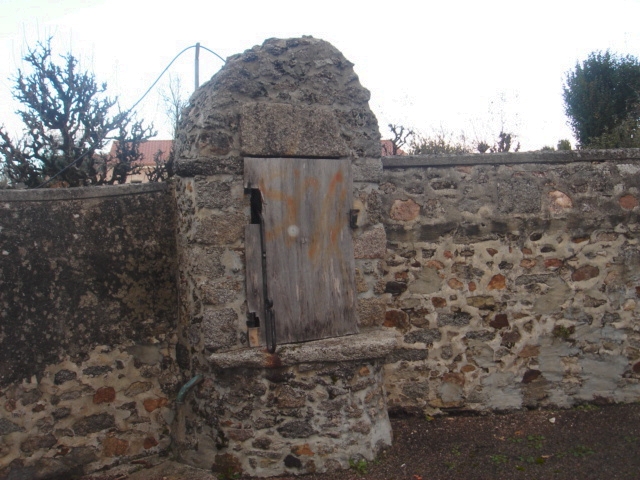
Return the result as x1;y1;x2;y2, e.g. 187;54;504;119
172;37;396;476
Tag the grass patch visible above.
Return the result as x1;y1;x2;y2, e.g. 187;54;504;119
569;445;595;457
349;458;369;474
490;454;508;465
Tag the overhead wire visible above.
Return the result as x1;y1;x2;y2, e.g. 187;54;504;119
35;44;225;188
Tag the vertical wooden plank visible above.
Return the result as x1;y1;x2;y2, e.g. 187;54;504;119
244;157;358;344
245;224;264;346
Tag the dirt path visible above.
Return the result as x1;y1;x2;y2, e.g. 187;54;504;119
83;402;640;480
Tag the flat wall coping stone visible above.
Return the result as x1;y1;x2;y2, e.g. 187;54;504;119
382;148;640;168
0;182;169;202
209;329;399;369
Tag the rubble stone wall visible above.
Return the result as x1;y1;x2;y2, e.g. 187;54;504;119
3;35;640;479
180;357;391;477
353;150;640;413
0;184;180;479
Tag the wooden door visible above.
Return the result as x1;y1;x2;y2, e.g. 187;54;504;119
244;157;358;345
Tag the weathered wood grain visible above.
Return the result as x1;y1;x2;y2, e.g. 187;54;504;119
245;224;265;345
244;157;358;344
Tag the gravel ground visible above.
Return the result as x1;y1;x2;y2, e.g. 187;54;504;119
83;402;640;480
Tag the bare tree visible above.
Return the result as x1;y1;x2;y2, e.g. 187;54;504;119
145;75;189;182
386;124;415;155
0;38;154;187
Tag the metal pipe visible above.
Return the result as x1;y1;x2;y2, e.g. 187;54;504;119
176;374;203;404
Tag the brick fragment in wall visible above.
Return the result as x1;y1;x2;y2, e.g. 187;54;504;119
93;387;116;404
212;453;243;475
548;190;573;213
619;194;638;210
143;397;168;412
390;199;420;221
572;265;600;282
487;274;506;290
383;309;410;332
490;313;509;329
103;436;129;457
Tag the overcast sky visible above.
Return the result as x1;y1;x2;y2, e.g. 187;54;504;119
1;0;640;151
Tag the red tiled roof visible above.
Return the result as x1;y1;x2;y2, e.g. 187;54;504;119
381;139;407;156
108;139;173;166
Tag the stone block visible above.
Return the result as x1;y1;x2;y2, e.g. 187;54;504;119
125;381;153;397
193;211;246;245
277;420;315;438
353;224;387;259
102;436;129;457
73;413;116;436
194;176;245;210
143;397;169;412
356;297;386;327
19;434;57;453
93;387;116;404
202;308;239;351
438;311;472;326
240;103;349;158
352;157;383;182
390;199;420;221
497;177;541;214
404;328;441;346
175;156;244;178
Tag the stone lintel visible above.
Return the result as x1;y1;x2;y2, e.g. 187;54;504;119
240;103;349;158
175;156;244;177
209;329;398;369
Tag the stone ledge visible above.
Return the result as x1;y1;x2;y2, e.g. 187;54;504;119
0;182;168;202
382;148;640;168
209;329;399;369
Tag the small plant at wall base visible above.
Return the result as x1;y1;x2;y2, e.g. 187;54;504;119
349;457;369;474
0;38;156;188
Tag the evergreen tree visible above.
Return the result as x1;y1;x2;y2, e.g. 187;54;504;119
563;51;640;148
